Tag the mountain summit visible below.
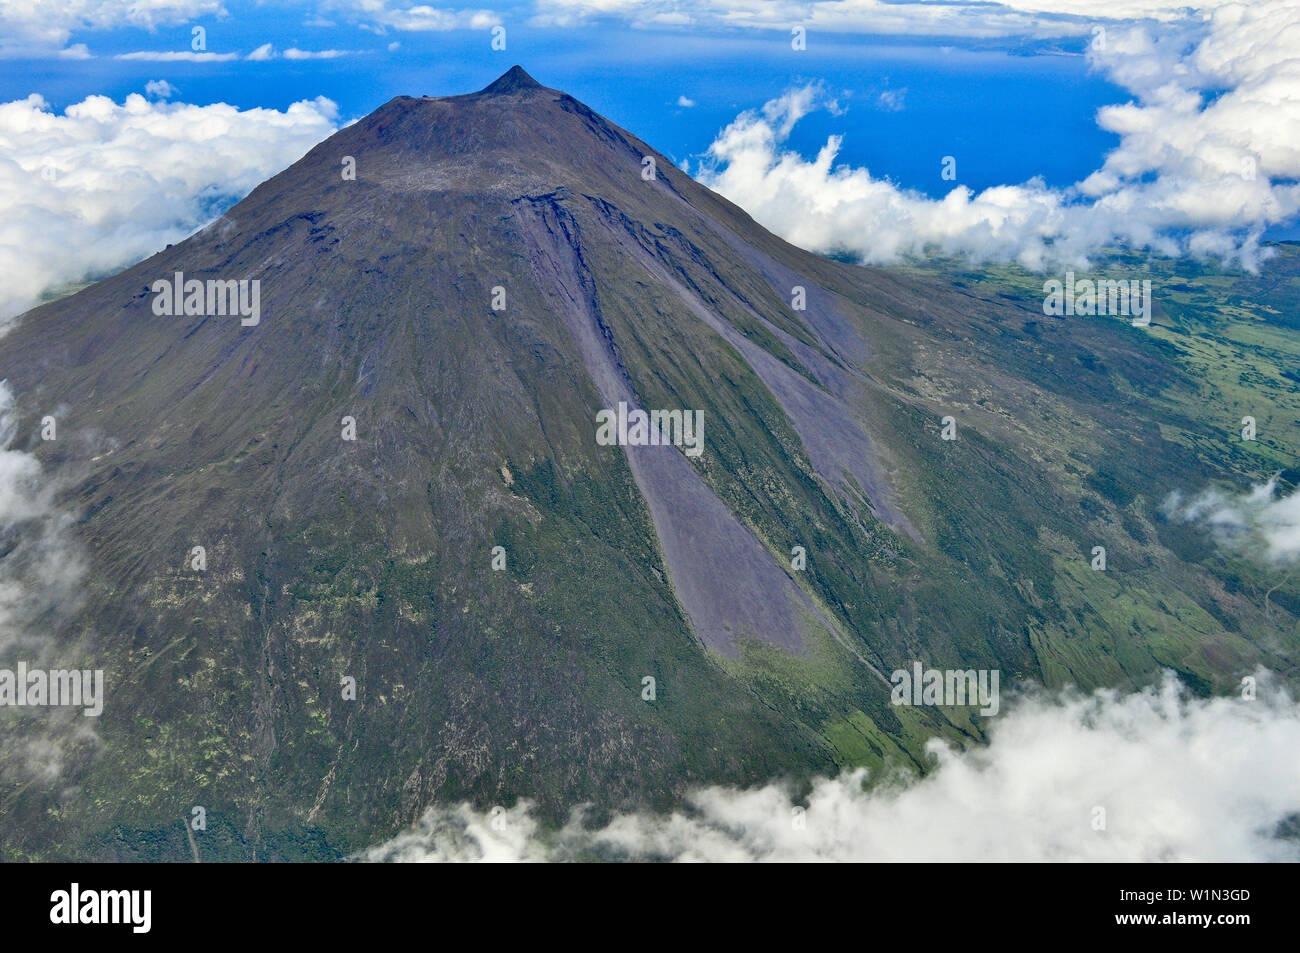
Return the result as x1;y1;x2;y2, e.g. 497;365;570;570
1;69;1291;859
477;64;545;95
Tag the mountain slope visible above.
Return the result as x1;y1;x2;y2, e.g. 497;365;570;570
1;67;1295;860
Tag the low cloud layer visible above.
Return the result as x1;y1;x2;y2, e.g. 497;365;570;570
2;1;1268;59
697;0;1300;272
0;383;85;652
0;91;339;322
0;380;98;783
0;1;1278;58
364;672;1300;862
529;0;1248;35
1164;478;1300;566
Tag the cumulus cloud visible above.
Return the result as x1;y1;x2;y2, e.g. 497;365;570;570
0;91;340;322
1164;478;1300;565
364;673;1300;862
699;86;1081;268
144;80;178;99
696;1;1300;272
677;95;697;108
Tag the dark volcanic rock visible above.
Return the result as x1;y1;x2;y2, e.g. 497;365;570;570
1;67;1288;860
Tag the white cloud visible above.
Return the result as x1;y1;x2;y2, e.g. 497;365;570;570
526;0;1248;36
249;44;354;60
144;79;178;99
0;380;102;783
363;672;1300;862
876;87;906;112
283;47;352;59
696;1;1300;272
677;95;697;108
0;0;223;54
114;50;240;62
1164;478;1300;565
330;2;501;32
0;381;86;652
0;0;1263;58
0;92;339;321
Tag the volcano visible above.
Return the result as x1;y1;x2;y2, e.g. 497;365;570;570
2;67;1294;860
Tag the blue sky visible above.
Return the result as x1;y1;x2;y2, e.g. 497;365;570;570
4;17;1125;200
